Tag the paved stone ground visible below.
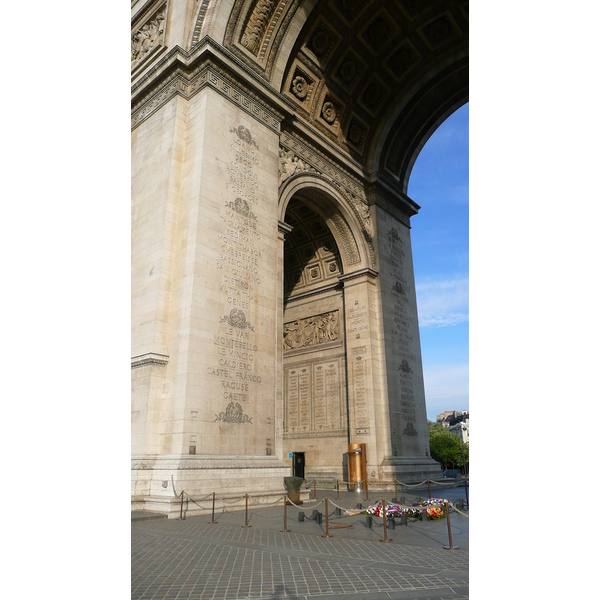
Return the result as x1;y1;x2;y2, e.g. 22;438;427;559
132;487;469;600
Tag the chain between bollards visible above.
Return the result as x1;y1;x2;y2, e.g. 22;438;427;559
241;493;251;528
281;495;291;532
443;501;458;550
379;498;393;543
208;491;218;524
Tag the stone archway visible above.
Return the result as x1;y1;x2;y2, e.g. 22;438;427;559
280;197;350;477
131;0;466;515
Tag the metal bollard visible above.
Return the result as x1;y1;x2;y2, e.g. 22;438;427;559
464;480;469;507
335;507;342;517
313;479;317;499
241;493;251;528
281;495;291;532
366;515;373;529
443;501;458;550
208;491;218;524
179;491;185;520
322;498;333;538
399;513;408;525
427;479;431;500
336;480;339;500
394;480;398;503
365;478;369;501
298;511;305;522
379;499;392;543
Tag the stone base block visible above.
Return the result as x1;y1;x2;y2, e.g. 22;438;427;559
132;454;297;518
380;457;443;485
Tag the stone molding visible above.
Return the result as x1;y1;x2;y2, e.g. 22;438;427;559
190;0;212;47
277;220;293;234
131;352;170;368
132;454;288;470
366;178;420;229
132;37;296;131
223;0;303;81
278;132;376;265
338;267;379;286
279;130;366;201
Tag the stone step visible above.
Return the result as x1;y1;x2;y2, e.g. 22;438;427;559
131;510;168;522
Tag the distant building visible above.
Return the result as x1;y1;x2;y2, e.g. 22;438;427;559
437;411;469;444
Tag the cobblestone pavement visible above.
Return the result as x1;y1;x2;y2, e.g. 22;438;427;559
132;489;469;600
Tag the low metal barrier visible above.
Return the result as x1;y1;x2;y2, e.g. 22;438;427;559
167;475;468;549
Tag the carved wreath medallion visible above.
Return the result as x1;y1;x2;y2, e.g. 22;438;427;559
215;402;253;424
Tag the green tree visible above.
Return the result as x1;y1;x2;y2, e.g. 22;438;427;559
428;420;468;471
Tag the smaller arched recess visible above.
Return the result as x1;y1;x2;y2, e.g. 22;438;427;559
278;173;373;274
278;174;376;473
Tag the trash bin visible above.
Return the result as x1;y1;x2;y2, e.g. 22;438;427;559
284;476;304;504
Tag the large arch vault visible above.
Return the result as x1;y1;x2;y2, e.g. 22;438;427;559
131;0;468;515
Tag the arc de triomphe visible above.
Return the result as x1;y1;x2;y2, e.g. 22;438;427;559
131;0;468;515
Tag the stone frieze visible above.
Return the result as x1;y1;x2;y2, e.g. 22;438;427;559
283;310;339;351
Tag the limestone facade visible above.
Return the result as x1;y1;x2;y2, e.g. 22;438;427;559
131;0;468;515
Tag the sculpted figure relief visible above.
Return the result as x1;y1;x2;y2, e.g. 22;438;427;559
358;201;373;236
278;148;313;186
283;311;339;351
131;10;165;69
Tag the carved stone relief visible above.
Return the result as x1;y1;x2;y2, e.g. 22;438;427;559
283;311;340;351
215;401;253;424
278;148;318;187
240;0;278;55
131;4;167;71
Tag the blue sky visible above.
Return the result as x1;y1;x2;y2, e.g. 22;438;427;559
407;103;469;422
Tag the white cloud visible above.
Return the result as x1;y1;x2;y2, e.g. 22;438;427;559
422;363;469;420
416;276;469;328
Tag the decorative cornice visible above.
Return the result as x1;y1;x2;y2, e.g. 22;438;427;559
366;177;420;228
131;353;170;368
278;220;293;233
132;37;296;131
338;268;379;285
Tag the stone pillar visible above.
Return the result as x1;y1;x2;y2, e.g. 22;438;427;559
276;221;293;461
131;42;294;514
339;268;388;482
370;182;441;482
